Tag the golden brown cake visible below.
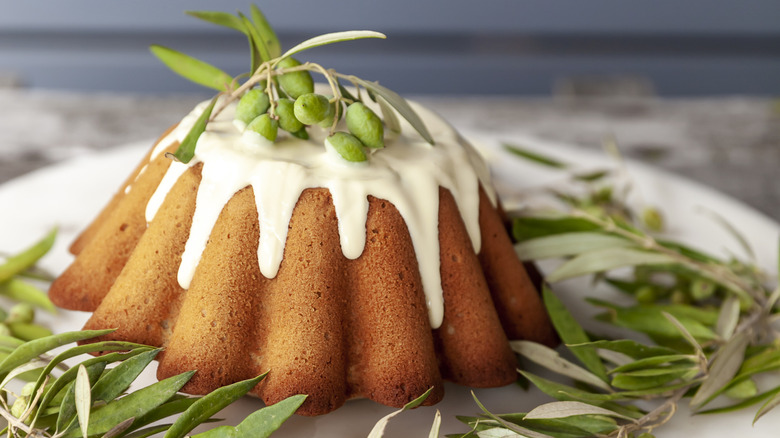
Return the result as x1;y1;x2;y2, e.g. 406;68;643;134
49;98;556;416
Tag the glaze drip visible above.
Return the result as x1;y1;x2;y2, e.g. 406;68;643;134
145;97;494;328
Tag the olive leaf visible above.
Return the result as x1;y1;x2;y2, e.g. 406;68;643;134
696;206;756;261
186;11;247;34
279;30;386;62
515;232;635;261
754;388;780;424
524;401;634;421
542;286;607;381
662;312;705;357
0;329;114;376
568;340;677;361
74;365;91;438
513;216;600;242
716;296;740;340
150;45;234;92
691;329;750;408
503;144;568;169
353;77;435;145
471;392;557;438
367;387;433;438
192;394;307;438
511;341;611;392
546;248;676;283
0;279;56;313
239;12;271;66
699;385;780;415
91;348;162;404
0;227;56;283
428;410;442;438
171;95;218;164
608;354;696;375
164;373;266;438
376;95;402;134
57;362;107;434
250;4;281;59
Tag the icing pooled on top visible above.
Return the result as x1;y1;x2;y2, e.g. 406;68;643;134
144;96;494;329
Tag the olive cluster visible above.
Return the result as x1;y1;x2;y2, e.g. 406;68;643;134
234;57;385;163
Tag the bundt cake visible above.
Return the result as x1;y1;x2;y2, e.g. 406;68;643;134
48;6;555;415
49;97;556;415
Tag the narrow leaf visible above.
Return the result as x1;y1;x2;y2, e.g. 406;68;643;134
503;144;567;169
716;296;740;340
193;394;307;438
250;4;281;58
0;329;114;376
353;77;434;145
150;45;234;92
472;392;556;438
515;232;634;261
0;228;56;283
511;341;611;392
75;365;91;438
101;417;135;438
569;339;677;360
543;286;607;380
57;362;108;434
280;30;385;61
367;388;433;438
755;388;780;424
186;11;247;34
376;95;401;134
91;348;161;404
164;374;266;438
171;96;218;164
524;401;633;421
691;329;750;408
547;248;676;283
662;312;704;357
0;359;47;390
699;385;780;415
0;279;56;313
239;13;271;64
428;410;441;438
513;216;600;243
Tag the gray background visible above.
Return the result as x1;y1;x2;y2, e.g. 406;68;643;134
1;0;779;96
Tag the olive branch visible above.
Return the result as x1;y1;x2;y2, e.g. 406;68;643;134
451;143;780;438
150;5;434;165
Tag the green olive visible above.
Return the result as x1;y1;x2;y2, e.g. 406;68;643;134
276;57;314;99
7;303;34;324
327;132;367;163
11;396;27;418
294;93;333;125
346;102;384;149
290;128;309;140
317;100;343;129
247;114;279;142
235;88;270;125
275;98;303;133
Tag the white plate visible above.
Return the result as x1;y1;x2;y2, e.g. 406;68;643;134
0;135;778;437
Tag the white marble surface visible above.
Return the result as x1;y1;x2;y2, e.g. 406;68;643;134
1;89;778;219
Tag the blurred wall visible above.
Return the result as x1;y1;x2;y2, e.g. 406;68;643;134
1;0;779;96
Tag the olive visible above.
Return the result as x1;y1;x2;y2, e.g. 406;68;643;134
235;88;270;125
276;57;314;99
327;132;367;162
275;98;304;133
346;102;384;149
294;93;333;125
247;114;279;142
7;303;34;324
289;128;309;140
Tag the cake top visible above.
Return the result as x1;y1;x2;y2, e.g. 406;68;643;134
143;7;496;328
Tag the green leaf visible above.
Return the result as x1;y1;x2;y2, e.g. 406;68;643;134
376;95;401;134
130;396;199;432
471;392;557;438
193;394;307;438
755;388;780;424
611;369;693;391
716;296;740;340
150;45;234;92
691;329;750;408
0;228;56;283
524;401;633;421
699;385;780;415
609;354;697;375
91;348;161;404
503;144;567;169
185;11;247;34
74;365;91;438
164;374;266;438
280;30;385;62
62;371;195;438
547;248;677;283
0;329;114;376
367;388;433;438
662;312;704;356
58;362;107;434
239;13;271;65
542;286;607;381
250;4;281;58
0;279;56;313
511;341;610;392
512;216;600;243
171;96;218;164
591;303;718;345
428;410;442;438
353;77;434;145
515;232;634;261
569;339;677;360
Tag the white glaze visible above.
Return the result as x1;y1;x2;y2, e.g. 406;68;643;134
145;96;494;328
